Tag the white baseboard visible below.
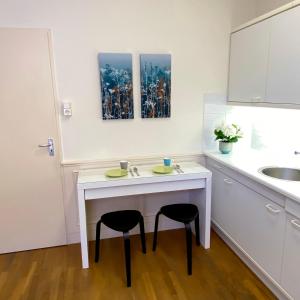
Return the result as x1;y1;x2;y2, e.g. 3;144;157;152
212;221;291;300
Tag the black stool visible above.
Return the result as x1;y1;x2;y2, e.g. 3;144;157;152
95;210;146;287
152;203;200;275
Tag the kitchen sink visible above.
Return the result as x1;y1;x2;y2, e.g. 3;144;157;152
260;167;300;181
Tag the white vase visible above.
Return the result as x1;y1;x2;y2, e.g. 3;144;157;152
219;141;233;154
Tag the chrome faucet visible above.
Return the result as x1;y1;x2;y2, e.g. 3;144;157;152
295;151;300;155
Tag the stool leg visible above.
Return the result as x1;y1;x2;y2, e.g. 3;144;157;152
95;220;101;262
185;223;192;275
195;214;200;246
139;216;146;254
152;211;161;251
123;232;131;287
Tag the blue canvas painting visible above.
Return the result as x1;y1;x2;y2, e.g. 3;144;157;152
140;54;171;118
98;53;134;120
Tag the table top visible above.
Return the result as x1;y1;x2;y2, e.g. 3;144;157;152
77;162;211;189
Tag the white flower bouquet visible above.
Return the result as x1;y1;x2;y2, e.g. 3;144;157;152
214;122;243;143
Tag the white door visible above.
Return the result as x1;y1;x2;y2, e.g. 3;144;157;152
0;28;66;253
228;20;270;103
266;6;300;104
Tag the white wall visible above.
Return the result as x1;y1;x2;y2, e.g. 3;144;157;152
256;0;293;16
0;0;257;162
203;101;300;158
231;0;257;28
0;0;258;243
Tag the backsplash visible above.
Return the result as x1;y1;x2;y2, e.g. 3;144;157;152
203;95;300;156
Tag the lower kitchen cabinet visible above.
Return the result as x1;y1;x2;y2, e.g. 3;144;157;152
206;156;300;299
281;214;300;299
210;166;239;238
210;165;286;282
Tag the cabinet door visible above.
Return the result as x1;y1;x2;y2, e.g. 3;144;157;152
228;20;270;103
209;164;285;282
232;182;286;282
266;6;300;104
210;166;240;240
281;214;300;299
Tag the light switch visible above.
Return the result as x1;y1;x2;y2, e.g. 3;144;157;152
63;102;72;116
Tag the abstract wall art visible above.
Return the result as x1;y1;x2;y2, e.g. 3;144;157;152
98;53;134;120
140;54;171;118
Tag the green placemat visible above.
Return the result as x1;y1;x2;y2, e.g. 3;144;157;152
105;168;128;178
152;165;173;174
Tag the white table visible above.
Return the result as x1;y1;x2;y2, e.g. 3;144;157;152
77;163;212;269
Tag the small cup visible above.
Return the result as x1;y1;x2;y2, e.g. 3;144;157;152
120;160;129;170
163;157;172;167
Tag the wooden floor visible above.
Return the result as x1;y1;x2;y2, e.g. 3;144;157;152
0;230;275;300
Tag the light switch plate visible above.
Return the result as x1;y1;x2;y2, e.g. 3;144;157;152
63;102;72;116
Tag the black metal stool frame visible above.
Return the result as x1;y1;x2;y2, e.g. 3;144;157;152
95;211;146;287
152;205;200;275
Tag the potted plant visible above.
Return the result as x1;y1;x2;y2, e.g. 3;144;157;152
214;122;243;154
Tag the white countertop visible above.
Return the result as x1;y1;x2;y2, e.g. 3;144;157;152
204;150;300;203
77;162;211;188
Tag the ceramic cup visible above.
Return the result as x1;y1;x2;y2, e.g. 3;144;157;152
120;160;129;170
163;157;172;167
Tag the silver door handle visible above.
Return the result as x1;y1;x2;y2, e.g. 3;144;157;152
38;138;54;156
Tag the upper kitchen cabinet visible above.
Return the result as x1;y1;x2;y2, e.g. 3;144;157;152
228;4;300;108
266;6;300;105
228;20;270;103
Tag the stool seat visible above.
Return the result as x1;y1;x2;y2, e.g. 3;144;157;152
101;210;142;232
161;204;199;223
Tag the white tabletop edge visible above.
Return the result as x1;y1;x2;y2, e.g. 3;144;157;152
77;163;211;189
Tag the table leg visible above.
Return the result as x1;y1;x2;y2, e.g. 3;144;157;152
203;176;211;249
190;176;211;249
77;188;89;268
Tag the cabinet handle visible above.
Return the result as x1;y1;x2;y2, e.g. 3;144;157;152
265;204;281;214
224;178;233;184
291;219;300;230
